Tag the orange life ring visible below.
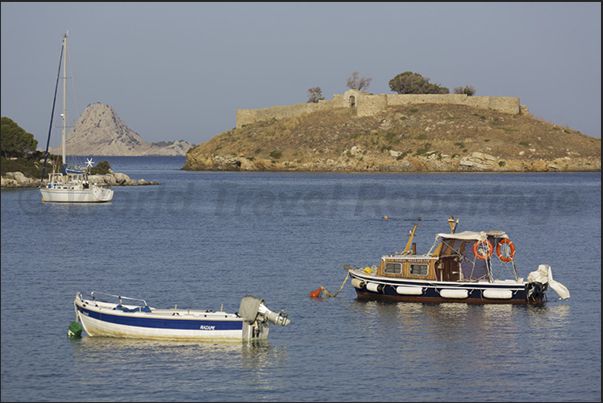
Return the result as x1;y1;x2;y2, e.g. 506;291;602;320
496;238;516;262
473;240;493;260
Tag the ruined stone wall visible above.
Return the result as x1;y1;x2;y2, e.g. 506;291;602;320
356;94;388;117
236;99;340;128
386;93;467;106
236;91;521;127
385;94;520;114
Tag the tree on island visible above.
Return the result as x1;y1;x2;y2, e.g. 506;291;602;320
346;71;372;91
307;86;324;103
454;85;476;96
1;117;38;158
388;71;449;94
89;160;112;175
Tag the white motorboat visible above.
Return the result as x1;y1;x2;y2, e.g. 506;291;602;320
73;292;290;341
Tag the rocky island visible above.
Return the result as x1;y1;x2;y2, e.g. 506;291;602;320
2;102;192;188
49;103;195;157
183;90;600;173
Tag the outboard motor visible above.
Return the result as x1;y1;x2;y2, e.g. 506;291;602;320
257;302;290;326
239;295;290;326
527;264;570;300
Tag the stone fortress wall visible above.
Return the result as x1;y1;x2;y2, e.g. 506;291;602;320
236;89;527;128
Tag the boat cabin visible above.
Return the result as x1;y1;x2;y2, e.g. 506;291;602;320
374;230;517;283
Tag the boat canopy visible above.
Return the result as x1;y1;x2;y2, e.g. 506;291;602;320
436;230;509;241
63;164;86;175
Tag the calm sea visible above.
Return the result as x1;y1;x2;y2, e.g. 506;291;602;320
1;156;600;402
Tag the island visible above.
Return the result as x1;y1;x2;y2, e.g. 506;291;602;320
183;90;601;173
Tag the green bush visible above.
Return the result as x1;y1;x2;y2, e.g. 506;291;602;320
385;132;397;143
414;143;431;156
90;160;112;175
389;71;449;94
1;156;44;178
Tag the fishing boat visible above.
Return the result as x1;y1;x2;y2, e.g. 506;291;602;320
345;217;569;304
73;292;290;341
39;32;113;203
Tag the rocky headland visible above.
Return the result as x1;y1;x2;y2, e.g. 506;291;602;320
183;104;601;172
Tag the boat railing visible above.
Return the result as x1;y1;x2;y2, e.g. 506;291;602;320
91;291;148;307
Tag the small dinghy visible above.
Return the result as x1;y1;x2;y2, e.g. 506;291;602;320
73;292;290;341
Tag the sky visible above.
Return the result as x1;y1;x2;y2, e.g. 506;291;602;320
1;2;601;148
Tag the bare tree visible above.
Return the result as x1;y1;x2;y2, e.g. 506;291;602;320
307;86;324;103
454;85;476;96
346;71;372;91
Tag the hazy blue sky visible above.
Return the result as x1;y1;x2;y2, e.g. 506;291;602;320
2;2;601;148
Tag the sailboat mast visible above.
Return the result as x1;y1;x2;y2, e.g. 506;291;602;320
61;32;67;166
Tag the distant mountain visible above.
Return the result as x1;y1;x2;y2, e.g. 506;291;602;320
49;103;195;156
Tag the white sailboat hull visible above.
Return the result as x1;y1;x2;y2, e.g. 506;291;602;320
40;184;113;203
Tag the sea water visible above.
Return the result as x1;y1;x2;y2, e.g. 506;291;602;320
1;157;600;402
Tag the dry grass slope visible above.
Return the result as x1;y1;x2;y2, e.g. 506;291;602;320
184;104;601;172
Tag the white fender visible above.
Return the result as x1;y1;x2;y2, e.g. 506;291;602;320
483;289;513;299
440;289;468;299
396;286;423;295
366;282;381;293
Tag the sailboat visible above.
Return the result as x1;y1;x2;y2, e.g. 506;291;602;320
39;32;114;203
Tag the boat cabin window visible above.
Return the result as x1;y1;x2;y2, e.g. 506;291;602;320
384;262;402;275
409;264;429;276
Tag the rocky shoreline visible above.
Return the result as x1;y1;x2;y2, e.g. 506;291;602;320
1;171;158;188
184;151;601;173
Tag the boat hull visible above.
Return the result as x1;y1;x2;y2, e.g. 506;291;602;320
349;271;546;304
41;185;113;203
74;299;269;341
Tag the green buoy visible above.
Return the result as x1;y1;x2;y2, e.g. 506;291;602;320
68;321;83;338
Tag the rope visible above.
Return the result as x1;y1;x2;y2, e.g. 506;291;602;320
73;299;79;322
312;272;350;298
427;235;441;255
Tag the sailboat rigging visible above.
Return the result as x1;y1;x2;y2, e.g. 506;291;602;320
39;32;113;203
